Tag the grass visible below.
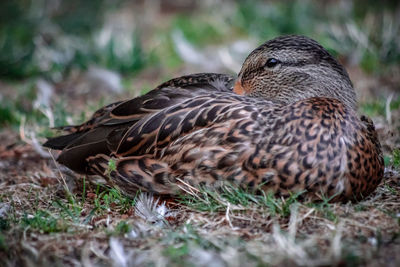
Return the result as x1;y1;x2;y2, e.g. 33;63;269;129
233;0;318;38
0;81;75;130
392;149;400;167
21;210;67;234
178;183;305;218
111;220;132;236
92;186;136;215
307;197;338;222
360;95;400;118
0;177;138;237
161;224;220;265
0;0;129;79
178;183;344;223
172;16;227;46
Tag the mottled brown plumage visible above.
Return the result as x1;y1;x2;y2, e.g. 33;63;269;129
44;35;384;202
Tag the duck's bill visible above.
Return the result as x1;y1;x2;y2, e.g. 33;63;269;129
233;79;247;95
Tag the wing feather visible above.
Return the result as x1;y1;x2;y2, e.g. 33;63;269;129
44;73;235;173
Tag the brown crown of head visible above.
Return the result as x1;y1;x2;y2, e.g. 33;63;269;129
234;35;356;110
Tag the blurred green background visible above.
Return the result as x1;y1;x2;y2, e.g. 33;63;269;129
0;0;399;128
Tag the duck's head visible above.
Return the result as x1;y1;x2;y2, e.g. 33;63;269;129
234;35;356;109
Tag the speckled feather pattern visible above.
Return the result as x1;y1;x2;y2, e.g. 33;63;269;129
44;35;384;202
84;92;383;201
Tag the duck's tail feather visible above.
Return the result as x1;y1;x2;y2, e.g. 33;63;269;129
57;140;110;174
43;132;84;150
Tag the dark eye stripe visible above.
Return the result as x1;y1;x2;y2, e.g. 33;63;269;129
242;59;316;81
281;59;318;67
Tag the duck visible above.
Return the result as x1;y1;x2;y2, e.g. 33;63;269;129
44;35;384;202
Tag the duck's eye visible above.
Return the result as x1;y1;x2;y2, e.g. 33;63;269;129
265;58;279;68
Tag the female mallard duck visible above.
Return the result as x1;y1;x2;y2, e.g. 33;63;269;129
44;35;384;202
